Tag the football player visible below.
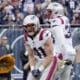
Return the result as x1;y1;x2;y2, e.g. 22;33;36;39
45;2;76;80
23;15;54;80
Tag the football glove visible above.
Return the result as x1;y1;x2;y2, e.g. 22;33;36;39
57;59;72;70
65;59;72;65
32;69;41;78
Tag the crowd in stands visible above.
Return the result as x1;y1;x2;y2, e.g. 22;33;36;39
0;0;80;28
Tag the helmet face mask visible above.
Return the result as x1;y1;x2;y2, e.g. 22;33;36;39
23;15;40;36
24;23;36;36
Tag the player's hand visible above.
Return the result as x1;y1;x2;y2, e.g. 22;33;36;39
57;58;72;70
32;69;41;78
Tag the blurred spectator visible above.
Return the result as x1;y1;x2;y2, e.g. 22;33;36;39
75;45;80;65
12;0;17;3
69;0;77;10
35;10;44;24
7;13;15;22
14;0;23;12
16;13;25;25
4;3;14;13
0;2;16;25
34;1;44;24
7;14;18;29
51;0;59;2
34;0;44;4
23;0;34;15
14;8;25;25
0;7;7;24
0;0;9;8
64;0;78;22
72;45;80;80
71;12;80;24
0;0;79;25
0;36;12;80
0;36;12;55
75;0;80;12
72;28;80;47
34;0;51;25
59;0;66;5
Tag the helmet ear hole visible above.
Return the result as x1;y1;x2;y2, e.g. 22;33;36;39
55;12;58;15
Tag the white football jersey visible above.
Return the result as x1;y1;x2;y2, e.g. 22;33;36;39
48;16;76;60
24;28;51;59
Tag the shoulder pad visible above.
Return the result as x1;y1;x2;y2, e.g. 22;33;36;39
43;30;51;40
39;29;51;40
51;17;64;28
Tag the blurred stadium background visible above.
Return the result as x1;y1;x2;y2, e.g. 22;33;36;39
0;0;80;80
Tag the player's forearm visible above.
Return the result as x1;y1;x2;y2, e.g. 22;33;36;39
44;48;53;68
38;54;53;72
28;48;35;71
43;54;53;68
28;53;36;70
29;55;35;66
42;37;53;69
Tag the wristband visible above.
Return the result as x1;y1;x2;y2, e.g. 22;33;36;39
39;65;45;72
